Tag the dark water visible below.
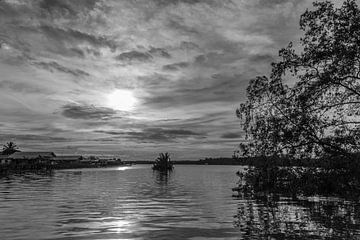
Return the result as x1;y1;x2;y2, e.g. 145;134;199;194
0;165;359;240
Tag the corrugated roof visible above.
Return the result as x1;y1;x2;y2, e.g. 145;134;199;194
10;152;56;159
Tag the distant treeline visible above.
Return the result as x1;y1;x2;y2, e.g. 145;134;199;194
126;159;239;165
128;153;360;168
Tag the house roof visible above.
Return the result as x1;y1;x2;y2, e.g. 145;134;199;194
53;155;82;161
10;152;56;159
0;155;10;159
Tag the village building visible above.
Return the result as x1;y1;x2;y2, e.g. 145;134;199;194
52;155;82;165
9;152;56;167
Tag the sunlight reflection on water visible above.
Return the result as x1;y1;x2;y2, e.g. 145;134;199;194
0;165;359;240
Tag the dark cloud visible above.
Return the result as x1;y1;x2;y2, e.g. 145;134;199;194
39;0;99;16
116;47;170;64
85;48;101;56
194;54;206;64
248;53;275;63
116;50;152;62
179;41;200;50
70;47;101;57
61;104;117;120
143;73;248;108
68;47;85;58
153;0;202;6
137;74;171;89
0;80;49;94
153;0;226;7
96;128;203;142
221;132;241;139
0;0;28;17
167;19;199;35
148;47;171;58
256;0;305;8
163;62;189;71
33;61;89;77
39;0;76;16
0;134;69;142
194;51;242;67
39;25;116;50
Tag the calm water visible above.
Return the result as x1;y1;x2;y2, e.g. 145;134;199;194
0;165;359;240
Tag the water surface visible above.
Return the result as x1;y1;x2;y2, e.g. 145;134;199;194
0;165;359;239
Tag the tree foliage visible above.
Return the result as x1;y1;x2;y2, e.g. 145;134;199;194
152;152;173;171
237;0;360;159
2;141;20;155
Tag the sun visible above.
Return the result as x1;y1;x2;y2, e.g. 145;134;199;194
107;89;137;111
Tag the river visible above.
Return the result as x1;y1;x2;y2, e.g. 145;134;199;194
0;165;359;239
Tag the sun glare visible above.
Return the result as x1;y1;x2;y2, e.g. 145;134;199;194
107;89;137;111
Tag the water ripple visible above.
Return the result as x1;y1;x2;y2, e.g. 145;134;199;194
0;165;359;239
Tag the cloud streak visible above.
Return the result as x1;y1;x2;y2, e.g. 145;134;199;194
61;104;117;120
97;128;203;142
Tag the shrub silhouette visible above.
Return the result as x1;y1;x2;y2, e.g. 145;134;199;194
2;142;20;155
152;152;173;171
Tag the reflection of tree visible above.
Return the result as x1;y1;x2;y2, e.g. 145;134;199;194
240;166;360;199
233;195;360;239
154;171;170;186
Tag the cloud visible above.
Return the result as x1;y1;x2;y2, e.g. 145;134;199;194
97;128;203;142
153;0;204;6
33;61;89;77
248;53;275;63
221;132;241;139
61;104;117;120
39;25;116;50
136;74;172;89
142;73;249;108
0;0;316;159
116;47;171;63
0;80;50;94
148;47;171;58
162;61;189;71
39;0;78;16
115;50;152;62
0;133;69;142
38;0;101;21
255;0;306;8
179;41;200;50
167;18;200;35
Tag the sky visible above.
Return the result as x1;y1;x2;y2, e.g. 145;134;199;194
0;0;317;160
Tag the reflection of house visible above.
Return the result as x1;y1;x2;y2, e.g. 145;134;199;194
52;155;82;165
98;156;122;165
9;152;56;166
80;156;122;166
0;155;11;165
80;156;99;164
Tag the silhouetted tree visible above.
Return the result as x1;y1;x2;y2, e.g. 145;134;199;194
2;141;20;155
152;152;173;171
237;0;360;159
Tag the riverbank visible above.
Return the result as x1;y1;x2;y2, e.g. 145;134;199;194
0;162;130;176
